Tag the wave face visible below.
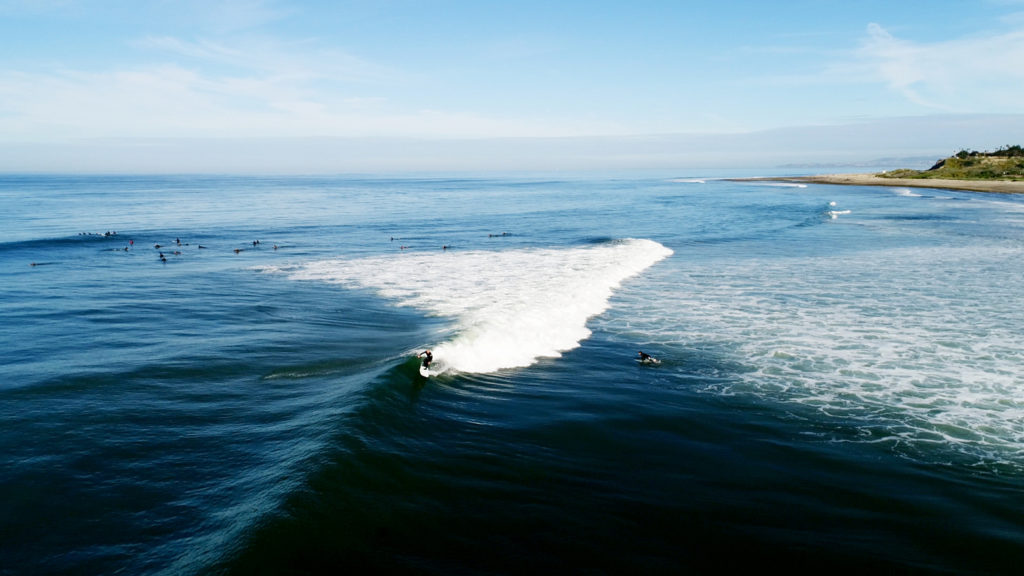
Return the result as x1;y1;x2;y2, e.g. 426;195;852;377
275;239;672;373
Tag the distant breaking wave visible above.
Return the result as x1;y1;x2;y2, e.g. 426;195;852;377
758;182;807;188
893;187;923;197
270;239;673;374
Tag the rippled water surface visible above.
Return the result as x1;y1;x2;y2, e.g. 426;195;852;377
2;174;1023;574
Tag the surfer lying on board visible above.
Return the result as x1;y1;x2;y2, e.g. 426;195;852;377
419;350;433;369
638;351;660;364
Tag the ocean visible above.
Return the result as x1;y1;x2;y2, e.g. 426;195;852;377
1;173;1023;575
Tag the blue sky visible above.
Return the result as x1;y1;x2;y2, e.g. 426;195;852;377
2;0;1023;172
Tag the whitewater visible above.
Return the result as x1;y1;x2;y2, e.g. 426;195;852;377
269;238;673;373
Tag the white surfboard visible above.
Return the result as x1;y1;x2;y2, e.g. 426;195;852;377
419;365;431;378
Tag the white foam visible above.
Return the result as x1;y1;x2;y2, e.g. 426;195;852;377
758;182;807;188
276;239;673;374
893;187;922;197
611;242;1024;470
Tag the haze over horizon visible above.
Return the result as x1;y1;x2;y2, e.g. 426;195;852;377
2;0;1023;173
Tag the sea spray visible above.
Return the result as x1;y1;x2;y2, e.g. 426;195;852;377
276;239;673;373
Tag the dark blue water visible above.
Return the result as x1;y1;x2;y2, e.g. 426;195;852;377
2;175;1023;575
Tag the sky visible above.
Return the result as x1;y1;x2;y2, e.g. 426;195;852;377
1;0;1023;172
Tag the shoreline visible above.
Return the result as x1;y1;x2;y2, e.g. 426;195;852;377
734;173;1024;194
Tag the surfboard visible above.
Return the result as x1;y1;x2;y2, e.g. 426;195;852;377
419;365;432;378
638;357;661;365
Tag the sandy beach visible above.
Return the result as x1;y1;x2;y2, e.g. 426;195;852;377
740;173;1024;194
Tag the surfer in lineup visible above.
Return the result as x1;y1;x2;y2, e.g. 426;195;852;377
419;350;433;369
638;351;660;364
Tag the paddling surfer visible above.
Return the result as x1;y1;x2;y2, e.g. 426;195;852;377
638;351;660;364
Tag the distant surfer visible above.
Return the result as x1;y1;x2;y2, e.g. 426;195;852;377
638;351;660;365
419;350;433;369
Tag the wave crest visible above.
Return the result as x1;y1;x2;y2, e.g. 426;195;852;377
280;239;673;374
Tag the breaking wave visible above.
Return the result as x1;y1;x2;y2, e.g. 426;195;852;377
267;239;673;374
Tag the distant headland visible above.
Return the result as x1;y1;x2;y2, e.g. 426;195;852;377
740;145;1024;194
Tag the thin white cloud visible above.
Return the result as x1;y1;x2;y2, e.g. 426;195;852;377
4;4;1023;147
185;0;292;35
0;14;629;143
137;35;396;85
140;36;246;64
0;62;587;141
859;23;939;109
853;21;1024;112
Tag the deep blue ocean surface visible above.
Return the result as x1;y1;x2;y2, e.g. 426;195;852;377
2;173;1023;574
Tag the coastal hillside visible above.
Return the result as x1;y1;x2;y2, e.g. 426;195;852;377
880;145;1024;181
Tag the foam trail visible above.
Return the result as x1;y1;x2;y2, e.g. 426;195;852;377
753;182;807;188
893;187;922;197
278;239;673;374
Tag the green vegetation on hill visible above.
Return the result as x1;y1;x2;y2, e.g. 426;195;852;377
880;145;1024;181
